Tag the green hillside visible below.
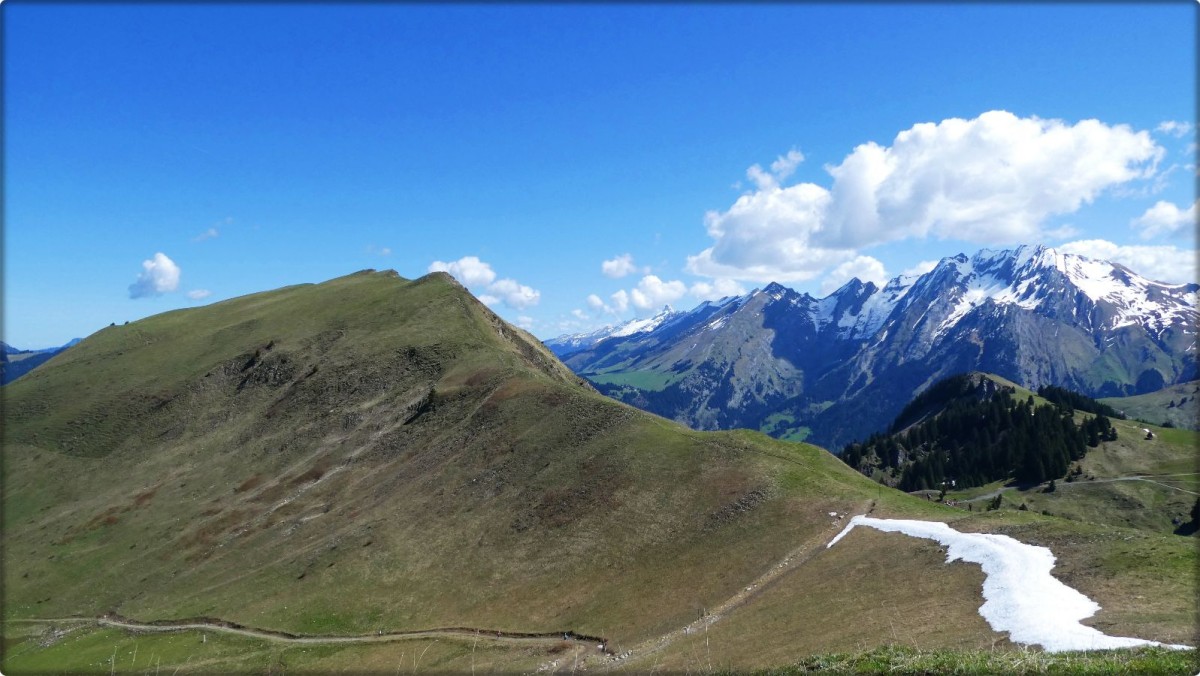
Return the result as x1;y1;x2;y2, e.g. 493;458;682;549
837;372;1199;536
1100;381;1200;431
3;272;1194;672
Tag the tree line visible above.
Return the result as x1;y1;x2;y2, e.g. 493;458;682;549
841;376;1117;491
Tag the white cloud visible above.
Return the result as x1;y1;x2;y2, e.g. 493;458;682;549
128;252;181;299
820;256;889;295
630;275;687;311
187;289;212;300
770;149;805;179
686;182;851;282
689;111;1164;283
571;309;590;320
586;294;606;311
1156;121;1194;138
1045;224;1082;240
366;244;392;256
747;149;805;190
192;227;219;242
1059;239;1196;285
610;289;630;313
689;278;746;301
516;315;535;330
428;256;497;287
428;256;540;310
486;278;540;310
1132;200;1197;240
902;260;939;278
601;253;638;278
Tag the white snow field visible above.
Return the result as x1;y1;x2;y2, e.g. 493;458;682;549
827;515;1193;653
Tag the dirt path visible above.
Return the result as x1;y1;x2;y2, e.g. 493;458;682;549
557;500;876;672
9;613;609;652
963;473;1200;503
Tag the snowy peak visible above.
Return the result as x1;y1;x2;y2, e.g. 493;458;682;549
545;305;682;356
610;305;679;337
917;245;1197;338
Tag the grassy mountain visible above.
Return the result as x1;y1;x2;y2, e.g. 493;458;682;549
0;270;908;667
837;372;1198;537
1100;380;1200;431
841;373;1119;490
4;271;1194;672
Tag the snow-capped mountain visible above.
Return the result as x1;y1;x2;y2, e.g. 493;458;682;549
553;245;1198;449
544;306;683;357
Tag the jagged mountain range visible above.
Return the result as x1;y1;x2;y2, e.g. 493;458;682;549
548;245;1198;449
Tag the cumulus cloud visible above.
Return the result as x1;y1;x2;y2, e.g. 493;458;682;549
429;256;497;287
820;256;889;295
688;111;1164;283
630;275;687;311
571;309;590;320
601;253;638;278
187;289;212;300
747;149;805;191
610;289;630;313
486;278;540;309
1132;200;1197;240
689;278;746;302
588;276;688;315
1059;239;1196;285
1156;121;1194;138
589;290;630;315
128;252;181;299
902;260;939;278
428;256;539;310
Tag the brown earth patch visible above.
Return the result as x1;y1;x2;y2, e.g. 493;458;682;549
236;474;263;493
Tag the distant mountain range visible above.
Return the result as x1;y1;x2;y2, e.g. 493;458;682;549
0;338;81;385
548;245;1198;449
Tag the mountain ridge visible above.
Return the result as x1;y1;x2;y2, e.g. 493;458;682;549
551;244;1197;448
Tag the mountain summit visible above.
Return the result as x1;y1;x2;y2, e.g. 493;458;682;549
552;245;1197;448
4;269;892;654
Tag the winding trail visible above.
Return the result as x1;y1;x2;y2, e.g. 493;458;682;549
9;613;609;652
557;500;876;672
963;473;1200;503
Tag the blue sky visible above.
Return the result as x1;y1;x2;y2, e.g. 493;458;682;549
5;3;1196;348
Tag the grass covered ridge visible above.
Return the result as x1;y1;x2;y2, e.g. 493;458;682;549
3;270;913;663
4;271;1194;671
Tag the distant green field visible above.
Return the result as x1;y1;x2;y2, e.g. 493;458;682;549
586;368;680;391
760;412;810;441
1101;381;1200;431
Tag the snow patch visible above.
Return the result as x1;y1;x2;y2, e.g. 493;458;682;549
827;516;1192;653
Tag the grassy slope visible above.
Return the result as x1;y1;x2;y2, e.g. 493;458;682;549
624;506;1196;672
941;375;1200;534
887;373;1200;534
1;270;912;667
3;276;1193;672
1100;380;1200;431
